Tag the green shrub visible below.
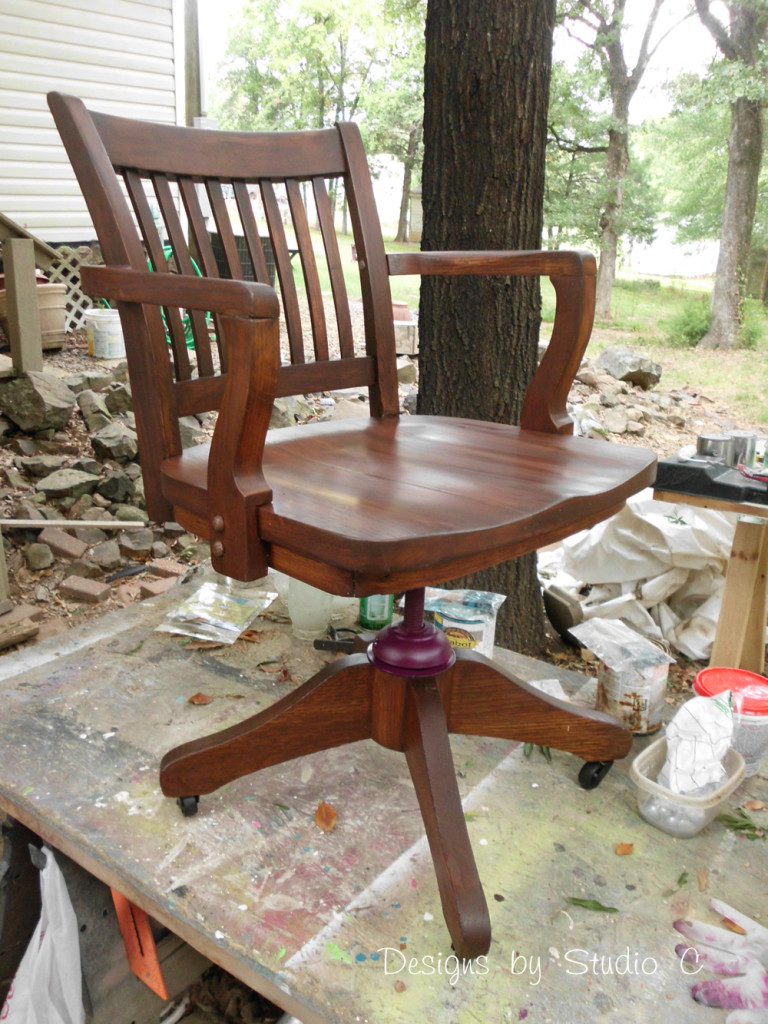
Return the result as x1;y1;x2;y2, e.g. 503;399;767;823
666;299;711;347
618;277;662;294
739;297;766;350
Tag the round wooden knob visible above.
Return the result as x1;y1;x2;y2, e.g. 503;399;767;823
212;515;224;532
212;541;224;557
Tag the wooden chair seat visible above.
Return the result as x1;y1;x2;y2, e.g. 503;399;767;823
160;415;656;579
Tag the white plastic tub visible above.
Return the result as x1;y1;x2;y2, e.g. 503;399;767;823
630;736;745;838
83;307;125;360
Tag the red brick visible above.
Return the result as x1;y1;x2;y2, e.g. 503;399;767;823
60;575;111;604
38;527;89;560
140;577;177;599
146;558;187;579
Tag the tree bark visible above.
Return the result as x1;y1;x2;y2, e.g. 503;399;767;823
701;96;765;348
419;0;556;653
697;0;768;348
395;124;421;243
595;111;629;320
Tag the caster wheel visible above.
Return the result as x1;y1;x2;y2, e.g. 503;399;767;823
578;761;613;790
177;795;200;817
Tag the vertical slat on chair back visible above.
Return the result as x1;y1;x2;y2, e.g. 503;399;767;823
47;93;182;525
49;93;401;514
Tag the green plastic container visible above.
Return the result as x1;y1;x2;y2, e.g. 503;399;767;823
359;594;394;630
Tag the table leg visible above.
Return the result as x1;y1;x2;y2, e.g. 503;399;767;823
710;517;768;673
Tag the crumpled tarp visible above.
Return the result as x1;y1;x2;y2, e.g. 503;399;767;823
538;489;736;661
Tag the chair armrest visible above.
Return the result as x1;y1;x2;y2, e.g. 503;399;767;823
82;265;281;580
386;248;596;434
81;265;280;319
387;249;591;279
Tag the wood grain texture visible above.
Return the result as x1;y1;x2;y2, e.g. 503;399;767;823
80;266;279;319
160;416;656;582
89;110;347;180
403;678;491;959
173;356;375;417
156;613;629;958
123;171;191;380
447;651;632;761
709;517;768;673
388;250;597;434
312;177;355;358
337;123;400;418
233;181;271;284
286;179;329;361
207;179;245;279
387;249;595;279
160;655;373;796
152;174;215;375
206;314;280;580
261;180;305;364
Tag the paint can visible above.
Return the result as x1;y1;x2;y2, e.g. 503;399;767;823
84;308;125;360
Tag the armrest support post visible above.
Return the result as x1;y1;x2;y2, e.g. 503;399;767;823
207;315;280;580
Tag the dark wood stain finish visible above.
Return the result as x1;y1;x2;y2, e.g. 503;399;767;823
50;92;657;959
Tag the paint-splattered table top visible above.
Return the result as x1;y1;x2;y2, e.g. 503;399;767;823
0;570;765;1024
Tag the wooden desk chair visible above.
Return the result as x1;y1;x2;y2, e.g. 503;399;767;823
50;93;656;958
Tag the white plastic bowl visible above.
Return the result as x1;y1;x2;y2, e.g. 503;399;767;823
630;736;745;838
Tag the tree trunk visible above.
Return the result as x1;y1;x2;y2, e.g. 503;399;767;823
700;96;765;348
595;111;629;320
419;0;556;654
395;125;421;243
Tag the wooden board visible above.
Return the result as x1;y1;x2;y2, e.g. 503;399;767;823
0;575;765;1024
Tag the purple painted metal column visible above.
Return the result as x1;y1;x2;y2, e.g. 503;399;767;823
367;587;455;677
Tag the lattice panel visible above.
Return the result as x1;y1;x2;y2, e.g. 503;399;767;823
47;245;104;330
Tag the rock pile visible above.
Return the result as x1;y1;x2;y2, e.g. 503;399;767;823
568;347;704;448
0;362;206;622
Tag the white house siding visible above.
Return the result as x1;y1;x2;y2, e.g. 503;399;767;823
0;0;182;243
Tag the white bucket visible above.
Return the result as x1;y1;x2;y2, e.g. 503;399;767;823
83;308;125;360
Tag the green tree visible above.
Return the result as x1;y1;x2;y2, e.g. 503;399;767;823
559;0;687;319
545;59;657;254
217;0;384;133
364;1;425;240
693;0;768;348
649;72;768;305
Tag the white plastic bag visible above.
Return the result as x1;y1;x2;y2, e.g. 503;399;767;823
1;847;85;1024
659;693;734;794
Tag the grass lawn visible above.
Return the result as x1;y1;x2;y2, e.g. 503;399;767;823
301;231;768;427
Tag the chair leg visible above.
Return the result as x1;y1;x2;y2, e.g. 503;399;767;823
403;677;491;960
160;654;373;797
446;650;632;762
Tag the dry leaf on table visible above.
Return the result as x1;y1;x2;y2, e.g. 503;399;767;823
745;801;767;812
722;916;747;936
184;639;224;651
188;692;213;705
697;867;709;892
614;843;634;856
315;801;337;832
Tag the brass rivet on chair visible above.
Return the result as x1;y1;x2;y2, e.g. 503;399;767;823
212;541;224;557
212;515;224;532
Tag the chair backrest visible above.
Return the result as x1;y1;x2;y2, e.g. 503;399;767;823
48;94;400;511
